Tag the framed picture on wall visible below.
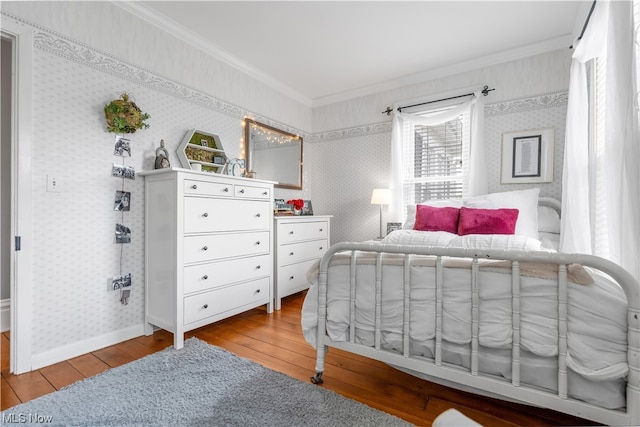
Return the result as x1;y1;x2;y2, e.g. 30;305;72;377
501;128;554;184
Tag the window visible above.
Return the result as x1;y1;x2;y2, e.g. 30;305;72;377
401;106;470;205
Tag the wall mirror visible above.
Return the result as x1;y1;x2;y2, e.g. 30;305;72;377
244;118;303;190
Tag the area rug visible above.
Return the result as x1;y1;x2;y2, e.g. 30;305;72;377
1;338;412;426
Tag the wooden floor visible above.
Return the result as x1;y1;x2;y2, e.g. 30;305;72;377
1;291;598;426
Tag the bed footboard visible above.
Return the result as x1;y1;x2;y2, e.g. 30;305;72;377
310;242;640;426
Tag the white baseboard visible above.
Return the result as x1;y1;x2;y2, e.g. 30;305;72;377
0;299;9;333
31;324;146;370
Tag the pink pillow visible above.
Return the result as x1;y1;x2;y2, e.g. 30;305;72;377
413;205;460;234
457;207;519;236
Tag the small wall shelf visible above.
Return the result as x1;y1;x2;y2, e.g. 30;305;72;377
176;129;227;173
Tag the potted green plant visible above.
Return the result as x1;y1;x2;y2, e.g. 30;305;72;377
104;93;150;134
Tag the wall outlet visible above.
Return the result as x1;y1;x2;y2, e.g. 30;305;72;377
46;175;60;192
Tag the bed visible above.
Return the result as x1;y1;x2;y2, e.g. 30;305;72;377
301;189;640;426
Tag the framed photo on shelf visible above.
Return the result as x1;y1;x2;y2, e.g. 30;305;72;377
501;128;554;184
386;222;402;235
302;200;313;215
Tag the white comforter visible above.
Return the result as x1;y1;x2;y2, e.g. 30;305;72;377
301;232;629;384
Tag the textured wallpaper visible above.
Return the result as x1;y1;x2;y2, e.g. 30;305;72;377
2;6;568;363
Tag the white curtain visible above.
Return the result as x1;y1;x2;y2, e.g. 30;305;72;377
561;0;639;281
603;0;639;281
389;91;486;222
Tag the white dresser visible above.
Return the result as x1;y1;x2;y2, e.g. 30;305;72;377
274;215;331;310
142;168;274;349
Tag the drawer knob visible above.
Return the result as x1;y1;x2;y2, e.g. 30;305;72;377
255;289;261;294
289;231;294;235
263;191;268;195
192;184;197;189
256;265;261;270
202;246;208;251
319;228;323;232
203;212;209;217
203;275;208;280
319;247;323;250
223;187;229;192
289;252;294;256
255;241;261;245
289;275;295;280
203;304;209;309
256;213;261;218
240;189;245;193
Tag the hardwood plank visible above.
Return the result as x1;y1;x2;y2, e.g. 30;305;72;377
1;375;21;409
1;333;10;374
115;339;157;360
38;361;84;390
92;346;135;368
67;353;110;378
3;371;55;403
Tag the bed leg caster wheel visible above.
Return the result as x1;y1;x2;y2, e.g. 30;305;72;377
311;372;324;384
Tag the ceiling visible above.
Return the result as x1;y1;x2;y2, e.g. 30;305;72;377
125;1;590;107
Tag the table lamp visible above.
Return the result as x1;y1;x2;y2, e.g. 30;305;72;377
370;189;391;239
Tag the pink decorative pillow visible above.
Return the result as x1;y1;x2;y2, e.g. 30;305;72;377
457;207;519;236
413;205;460;234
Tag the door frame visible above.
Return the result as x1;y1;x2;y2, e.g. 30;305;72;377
2;17;34;374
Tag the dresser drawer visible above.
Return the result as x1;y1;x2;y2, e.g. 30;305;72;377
184;179;233;197
184;231;269;264
235;185;271;200
184;198;270;233
184;254;271;294
184;277;270;325
278;239;328;266
278;221;328;244
277;259;317;293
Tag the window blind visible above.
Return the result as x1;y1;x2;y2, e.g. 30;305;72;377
402;110;469;205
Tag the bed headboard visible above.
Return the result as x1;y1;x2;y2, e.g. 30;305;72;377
539;197;561;217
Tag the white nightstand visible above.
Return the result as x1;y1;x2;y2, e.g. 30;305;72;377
273;215;332;310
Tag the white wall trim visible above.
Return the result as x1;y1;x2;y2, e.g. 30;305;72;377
312;36;572;108
31;324;146;371
112;1;312;108
0;298;9;333
1;14;35;375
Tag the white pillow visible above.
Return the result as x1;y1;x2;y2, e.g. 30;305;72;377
538;205;561;233
403;199;464;230
463;188;540;239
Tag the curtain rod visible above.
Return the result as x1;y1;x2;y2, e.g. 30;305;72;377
381;85;495;116
569;0;596;49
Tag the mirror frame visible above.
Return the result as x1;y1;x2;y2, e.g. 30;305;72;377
244;118;303;190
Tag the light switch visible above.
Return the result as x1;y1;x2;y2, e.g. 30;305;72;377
46;175;60;192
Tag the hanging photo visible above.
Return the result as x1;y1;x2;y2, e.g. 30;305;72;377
114;191;131;211
110;273;132;291
113;136;131;157
112;163;136;180
115;223;131;243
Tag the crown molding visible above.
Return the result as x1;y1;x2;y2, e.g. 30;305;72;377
311;34;573;108
112;1;313;108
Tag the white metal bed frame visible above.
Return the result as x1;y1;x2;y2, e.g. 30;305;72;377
310;241;640;426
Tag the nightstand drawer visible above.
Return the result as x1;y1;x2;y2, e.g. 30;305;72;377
184;179;233;197
278;239;328;265
278;221;328;244
184;198;270;233
277;259;317;293
184;231;269;264
184;254;271;294
184;277;270;325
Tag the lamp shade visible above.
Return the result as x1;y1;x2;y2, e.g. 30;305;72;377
370;189;391;205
